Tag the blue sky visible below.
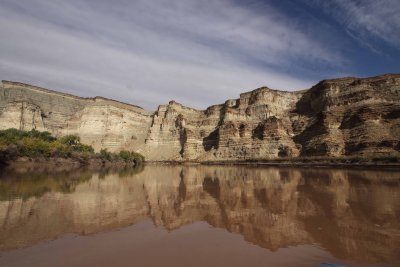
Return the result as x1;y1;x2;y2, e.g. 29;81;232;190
0;0;399;109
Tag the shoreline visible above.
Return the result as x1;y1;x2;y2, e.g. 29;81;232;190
199;161;400;170
2;157;400;171
0;156;140;172
142;159;400;170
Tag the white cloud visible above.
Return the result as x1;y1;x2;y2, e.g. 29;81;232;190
307;0;400;50
0;0;347;110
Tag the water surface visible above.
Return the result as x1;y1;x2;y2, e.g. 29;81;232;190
0;165;399;267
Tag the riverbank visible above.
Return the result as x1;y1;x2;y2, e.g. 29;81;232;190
0;129;145;170
1;129;399;171
3;157;400;171
0;156;142;172
144;156;400;170
200;161;400;170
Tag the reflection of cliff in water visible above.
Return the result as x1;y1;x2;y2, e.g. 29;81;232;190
0;166;144;201
0;166;399;264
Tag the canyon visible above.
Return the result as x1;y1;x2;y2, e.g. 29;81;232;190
0;74;399;162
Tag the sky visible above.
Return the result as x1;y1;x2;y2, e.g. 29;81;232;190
0;0;399;110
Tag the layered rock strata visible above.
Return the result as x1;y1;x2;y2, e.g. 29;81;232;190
0;74;399;161
0;81;152;152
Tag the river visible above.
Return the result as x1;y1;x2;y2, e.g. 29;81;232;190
0;165;399;267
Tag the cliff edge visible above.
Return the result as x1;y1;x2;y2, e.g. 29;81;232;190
1;74;399;161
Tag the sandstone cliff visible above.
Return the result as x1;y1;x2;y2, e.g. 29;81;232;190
0;74;399;161
0;81;152;152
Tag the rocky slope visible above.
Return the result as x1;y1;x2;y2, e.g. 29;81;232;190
0;74;399;161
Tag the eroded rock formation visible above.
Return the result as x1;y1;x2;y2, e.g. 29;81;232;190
1;74;399;161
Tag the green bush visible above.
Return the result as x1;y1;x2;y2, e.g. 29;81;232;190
0;128;144;165
119;150;145;164
27;129;56;142
59;135;94;153
118;150;131;161
0;129;88;159
99;149;113;161
19;137;52;157
0;128;55;145
73;143;94;153
59;135;80;146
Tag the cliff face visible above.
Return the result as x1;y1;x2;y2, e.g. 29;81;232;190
293;75;400;157
1;74;399;161
0;81;152;152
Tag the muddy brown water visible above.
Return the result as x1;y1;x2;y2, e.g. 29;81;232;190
0;165;399;267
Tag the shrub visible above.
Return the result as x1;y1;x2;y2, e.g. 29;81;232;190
59;135;94;153
118;150;132;161
59;135;80;146
0;129;144;165
27;129;56;142
99;149;112;161
119;150;145;164
0;128;56;145
19;137;52;157
73;143;94;153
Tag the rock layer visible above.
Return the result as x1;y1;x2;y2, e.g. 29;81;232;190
0;81;152;152
1;74;399;161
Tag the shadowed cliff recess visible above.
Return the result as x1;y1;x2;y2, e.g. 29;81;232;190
0;74;399;162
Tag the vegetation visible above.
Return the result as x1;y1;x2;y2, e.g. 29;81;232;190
119;150;145;163
97;148;145;165
0;128;145;165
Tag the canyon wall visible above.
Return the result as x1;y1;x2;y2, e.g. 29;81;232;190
0;81;152;152
0;74;399;161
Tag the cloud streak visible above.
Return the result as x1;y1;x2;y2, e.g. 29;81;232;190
0;0;396;110
305;0;400;51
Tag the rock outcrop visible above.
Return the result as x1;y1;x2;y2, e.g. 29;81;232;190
0;81;152;152
1;74;399;161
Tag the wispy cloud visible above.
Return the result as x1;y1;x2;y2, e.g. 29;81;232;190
306;0;400;51
0;0;356;109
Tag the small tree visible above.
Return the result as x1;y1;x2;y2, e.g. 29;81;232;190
100;149;112;161
118;150;145;164
59;135;80;146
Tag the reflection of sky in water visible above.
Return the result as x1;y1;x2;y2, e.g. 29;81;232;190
0;165;399;267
